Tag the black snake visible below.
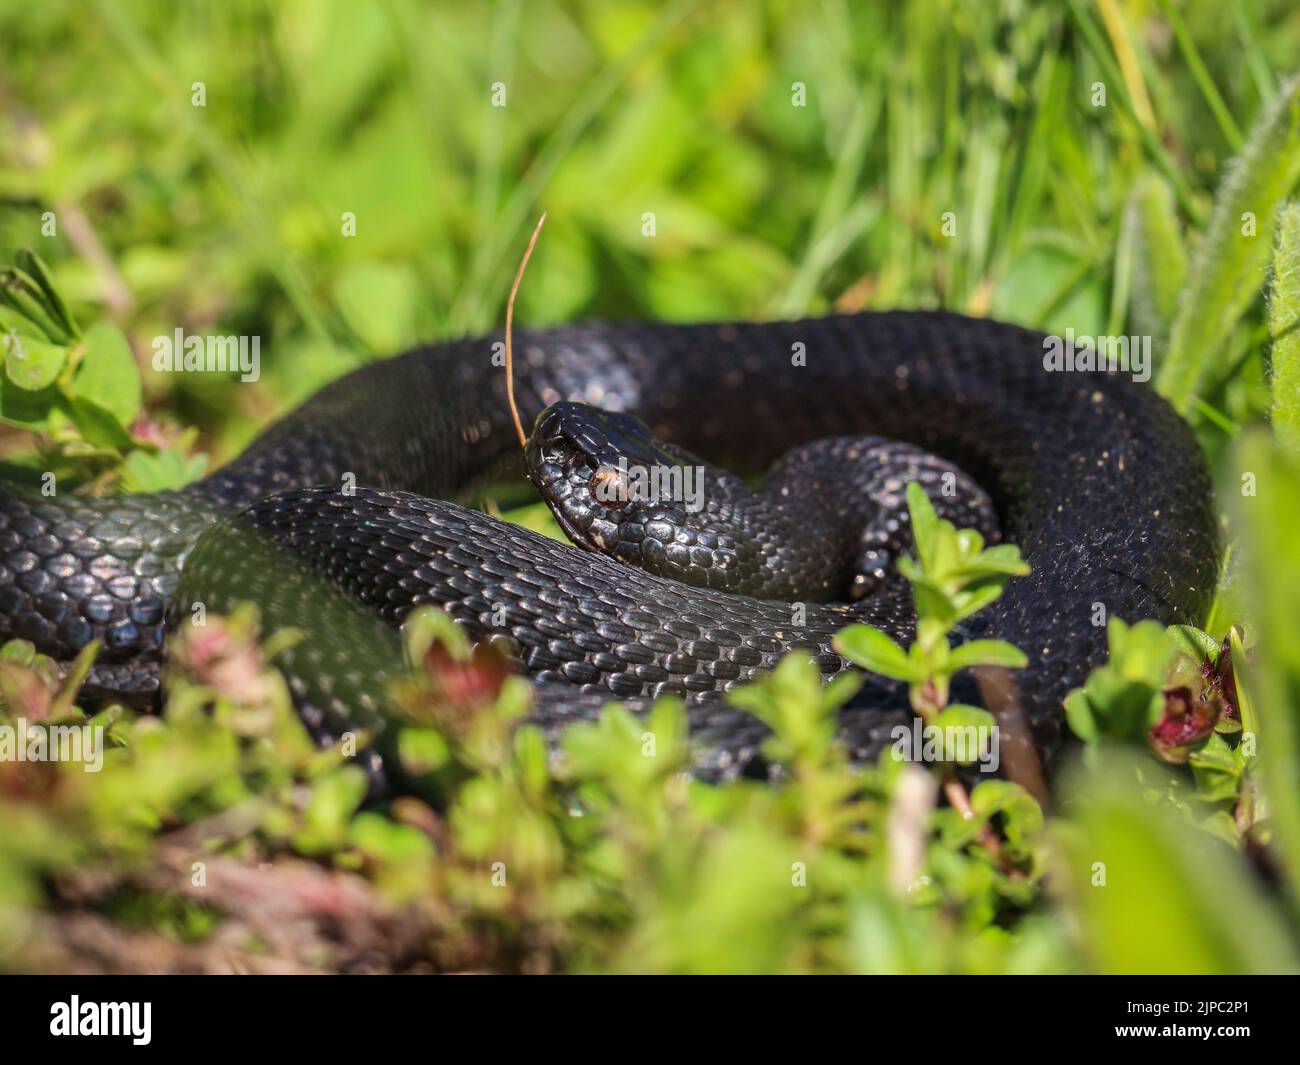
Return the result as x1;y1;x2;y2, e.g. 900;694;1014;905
0;313;1220;782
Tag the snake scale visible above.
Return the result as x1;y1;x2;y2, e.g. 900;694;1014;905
0;312;1220;782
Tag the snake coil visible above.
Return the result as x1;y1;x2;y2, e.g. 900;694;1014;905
0;312;1219;780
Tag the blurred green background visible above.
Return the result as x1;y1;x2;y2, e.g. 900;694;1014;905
5;0;1300;975
1;0;1294;468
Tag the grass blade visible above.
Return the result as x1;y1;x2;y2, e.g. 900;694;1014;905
1157;76;1300;411
1125;175;1187;347
1154;0;1244;150
1065;0;1201;222
1269;202;1300;456
1235;431;1300;920
780;91;881;316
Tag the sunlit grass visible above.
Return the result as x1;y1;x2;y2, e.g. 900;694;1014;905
2;0;1300;974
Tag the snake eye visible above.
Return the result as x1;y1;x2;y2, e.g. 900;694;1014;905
589;464;632;507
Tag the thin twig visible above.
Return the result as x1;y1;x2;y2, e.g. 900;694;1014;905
943;773;1002;860
56;200;134;320
504;211;548;450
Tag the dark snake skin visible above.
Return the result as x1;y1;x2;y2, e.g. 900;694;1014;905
524;401;1001;601
0;313;1220;780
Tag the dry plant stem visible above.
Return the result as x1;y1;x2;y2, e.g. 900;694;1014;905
57;200;134;319
943;773;1002;860
974;665;1048;808
1096;0;1157;130
504;211;548;450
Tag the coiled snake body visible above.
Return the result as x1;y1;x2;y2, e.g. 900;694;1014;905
0;313;1219;781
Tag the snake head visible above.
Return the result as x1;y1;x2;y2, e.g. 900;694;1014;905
524;401;715;557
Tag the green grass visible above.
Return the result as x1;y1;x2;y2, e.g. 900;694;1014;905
0;0;1291;463
2;0;1300;973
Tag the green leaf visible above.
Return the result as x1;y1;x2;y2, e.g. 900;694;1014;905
901;573;958;628
349;811;434;866
953;527;985;558
1063;689;1099;746
931;703;997;760
905;481;938;566
734;652;837;757
1126;174;1187;346
947;639;1029;671
1062;619;1174;746
833;625;920;682
1167;623;1220;664
821;669;864;714
397;727;451;775
401;605;473;664
1060;755;1300;974
65;395;132;451
0;267;72;344
74;322;141;427
1107;618;1177;684
966;544;1031;576
15;248;79;340
294;766;370;854
562;699;688;794
970;779;1043;849
2;330;66;391
1187;732;1244;804
513;724;550;803
0;639;36;665
949;583;1005;623
119;448;209;492
927;520;960;578
0;373;60;430
0;305;56;342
